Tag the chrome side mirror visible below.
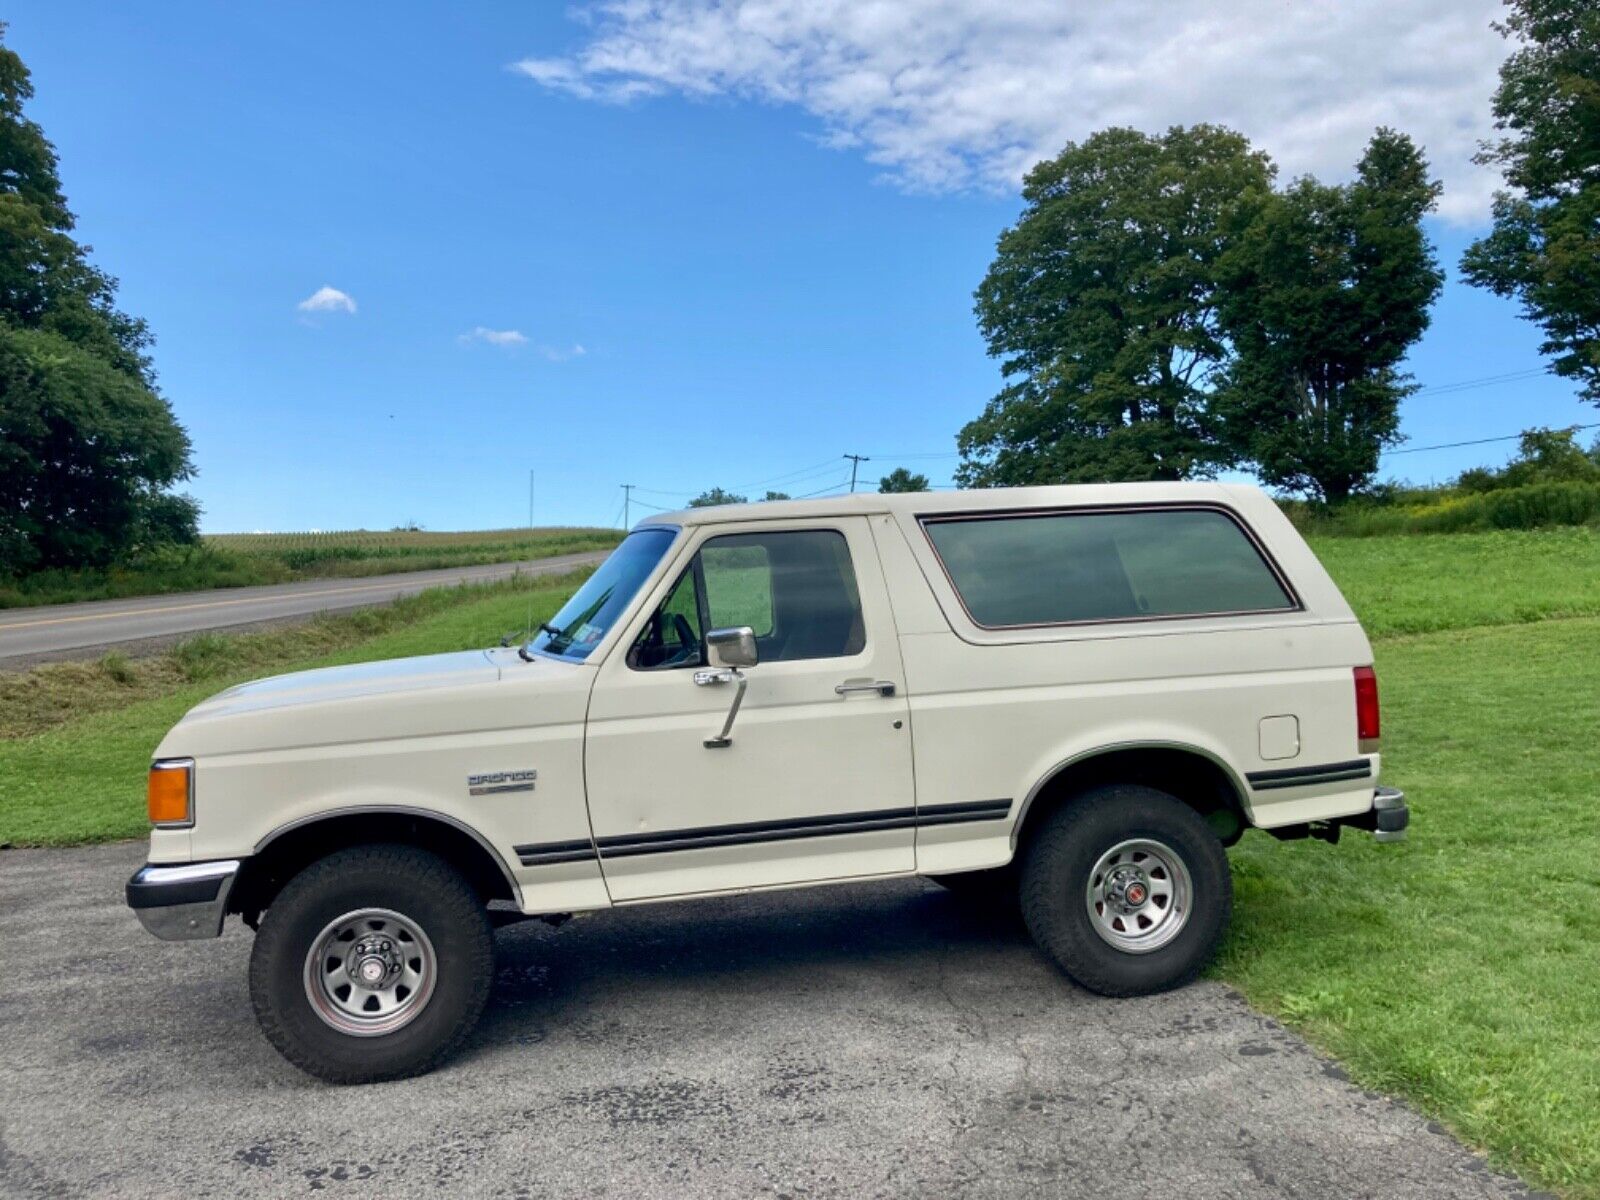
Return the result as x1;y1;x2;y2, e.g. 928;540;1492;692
705;626;758;670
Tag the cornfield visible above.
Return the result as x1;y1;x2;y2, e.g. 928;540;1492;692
205;527;622;570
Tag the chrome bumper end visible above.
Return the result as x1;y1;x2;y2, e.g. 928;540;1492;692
126;860;240;941
1371;786;1409;843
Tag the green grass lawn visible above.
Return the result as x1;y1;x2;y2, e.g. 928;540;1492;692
1219;617;1600;1195
1;527;1597;1194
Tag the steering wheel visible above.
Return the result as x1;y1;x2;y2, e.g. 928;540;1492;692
669;614;699;665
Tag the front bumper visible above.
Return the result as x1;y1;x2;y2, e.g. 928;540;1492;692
126;860;240;941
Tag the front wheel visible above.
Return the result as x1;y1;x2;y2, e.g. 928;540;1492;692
1020;785;1231;997
249;844;494;1084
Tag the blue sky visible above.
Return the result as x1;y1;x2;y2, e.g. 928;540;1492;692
7;2;1593;532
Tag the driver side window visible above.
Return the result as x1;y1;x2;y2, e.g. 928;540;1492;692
630;527;865;670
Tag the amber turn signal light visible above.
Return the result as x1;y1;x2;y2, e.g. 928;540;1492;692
147;760;193;827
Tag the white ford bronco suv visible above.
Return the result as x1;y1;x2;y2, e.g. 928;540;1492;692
127;484;1405;1083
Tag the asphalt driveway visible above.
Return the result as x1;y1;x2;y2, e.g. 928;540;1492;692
0;842;1538;1199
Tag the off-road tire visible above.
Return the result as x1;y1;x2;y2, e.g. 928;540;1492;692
1020;784;1231;997
249;844;494;1084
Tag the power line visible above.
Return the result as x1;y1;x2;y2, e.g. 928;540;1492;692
732;456;847;491
1385;421;1599;456
793;478;854;498
1412;366;1555;397
625;458;853;501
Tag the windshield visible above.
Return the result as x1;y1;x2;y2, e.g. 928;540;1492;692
526;527;678;661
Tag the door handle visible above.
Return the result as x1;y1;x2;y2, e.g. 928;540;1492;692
835;679;896;697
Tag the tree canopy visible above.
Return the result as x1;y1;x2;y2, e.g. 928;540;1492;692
0;25;196;574
958;122;1446;501
1461;0;1600;404
1215;130;1444;501
877;467;930;493
688;487;747;508
1456;425;1600;492
958;125;1274;488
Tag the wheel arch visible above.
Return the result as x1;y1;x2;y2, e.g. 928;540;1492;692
231;806;522;925
1011;741;1252;854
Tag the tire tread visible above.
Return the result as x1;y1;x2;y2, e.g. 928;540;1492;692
248;843;493;1084
1020;784;1231;997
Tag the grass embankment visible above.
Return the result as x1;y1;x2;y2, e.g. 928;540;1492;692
1286;479;1600;537
0;527;622;608
0;527;1596;1193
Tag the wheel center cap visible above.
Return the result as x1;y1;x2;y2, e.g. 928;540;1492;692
1124;881;1148;907
356;956;388;985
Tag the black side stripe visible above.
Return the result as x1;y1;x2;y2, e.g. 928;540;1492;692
512;799;1013;867
1246;759;1372;791
515;839;597;867
917;799;1013;825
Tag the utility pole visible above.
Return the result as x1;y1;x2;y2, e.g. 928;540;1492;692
528;469;535;531
843;453;870;494
621;484;635;529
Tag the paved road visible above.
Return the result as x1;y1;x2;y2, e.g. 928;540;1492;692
0;843;1538;1199
0;553;607;666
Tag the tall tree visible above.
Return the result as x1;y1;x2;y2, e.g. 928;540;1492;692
1215;130;1444;502
1461;0;1600;402
0;25;197;574
958;125;1274;487
877;467;930;493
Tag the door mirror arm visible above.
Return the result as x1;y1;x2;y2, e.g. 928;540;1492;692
696;626;757;747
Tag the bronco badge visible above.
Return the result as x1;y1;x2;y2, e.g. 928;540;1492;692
467;769;537;796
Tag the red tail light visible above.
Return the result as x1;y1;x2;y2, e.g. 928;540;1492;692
1354;666;1380;746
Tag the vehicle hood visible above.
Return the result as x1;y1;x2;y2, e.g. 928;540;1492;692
157;647;592;759
186;649;503;719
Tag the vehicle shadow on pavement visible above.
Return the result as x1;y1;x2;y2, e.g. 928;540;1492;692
477;880;1039;1034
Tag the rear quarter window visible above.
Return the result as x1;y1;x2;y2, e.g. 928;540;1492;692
922;507;1295;628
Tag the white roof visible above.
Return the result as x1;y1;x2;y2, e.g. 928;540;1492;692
639;481;1258;528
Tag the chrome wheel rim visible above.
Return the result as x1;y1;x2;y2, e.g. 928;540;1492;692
303;908;437;1036
1085;838;1192;954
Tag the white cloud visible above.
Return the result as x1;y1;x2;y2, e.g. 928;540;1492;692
296;285;357;315
514;0;1506;222
538;343;587;362
459;326;530;347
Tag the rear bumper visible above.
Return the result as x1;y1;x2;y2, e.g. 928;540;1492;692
125;860;239;941
1334;786;1409;843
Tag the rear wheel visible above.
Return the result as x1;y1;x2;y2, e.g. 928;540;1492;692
1020;784;1230;997
249;844;494;1084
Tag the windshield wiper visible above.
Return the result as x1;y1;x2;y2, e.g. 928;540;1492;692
519;621;567;662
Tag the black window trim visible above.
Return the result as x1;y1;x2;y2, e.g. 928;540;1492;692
917;502;1304;632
